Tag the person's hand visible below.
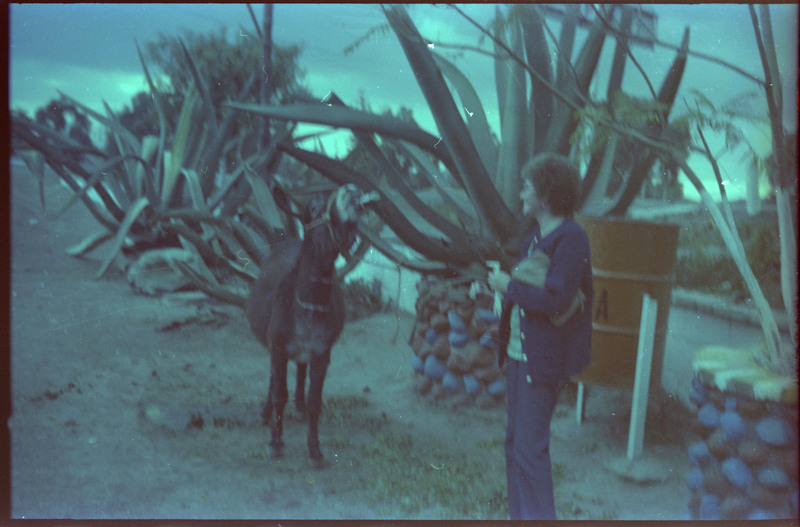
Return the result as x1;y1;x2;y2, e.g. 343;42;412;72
487;268;511;295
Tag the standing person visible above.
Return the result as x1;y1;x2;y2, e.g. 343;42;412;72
488;154;593;520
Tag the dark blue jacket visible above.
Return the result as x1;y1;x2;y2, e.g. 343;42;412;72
499;218;593;385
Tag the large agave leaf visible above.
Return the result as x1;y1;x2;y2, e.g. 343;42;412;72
244;165;284;230
199;70;259;196
605;7;634;101
357;223;453;275
226;101;460;174
519;5;554;156
164;88;200;198
397;141;481;232
20;150;46;209
383;5;515;239
53;154;147;218
94;197;149;279
491;5;510;135
541;9;608;155
66;230;114;257
494;13;526;211
179;38;218;131
432;53;497;175
101;101;138;205
135;41;167;199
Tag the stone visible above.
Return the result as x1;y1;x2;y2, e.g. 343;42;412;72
698;403;721;428
425;327;439;344
703;464;732;495
738;439;769;467
463;374;480;396
430;312;450;333
476;307;499;323
126;248;197;296
448;330;469;349
699;493;721;520
757;466;791;489
722;457;754;489
442;371;462;393
756;417;793;446
410;354;425;374
720;410;747;442
447;310;467;333
430;334;450;362
689;441;712;466
707;429;734;459
685;466;703;490
719;495;751;520
424;354;447;380
487;377;506;397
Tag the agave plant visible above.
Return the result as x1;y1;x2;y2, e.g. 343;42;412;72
11;21;292;305
227;4;691;275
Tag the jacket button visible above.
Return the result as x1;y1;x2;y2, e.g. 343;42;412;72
526;375;532;384
520;308;525;317
522;353;528;362
521;332;526;341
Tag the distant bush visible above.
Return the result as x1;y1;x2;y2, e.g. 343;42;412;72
674;208;783;308
343;277;392;321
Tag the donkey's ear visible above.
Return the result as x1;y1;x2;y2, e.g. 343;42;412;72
269;178;302;218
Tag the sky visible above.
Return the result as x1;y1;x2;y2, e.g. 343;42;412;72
9;3;799;202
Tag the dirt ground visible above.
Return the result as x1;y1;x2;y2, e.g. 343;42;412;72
10;159;692;520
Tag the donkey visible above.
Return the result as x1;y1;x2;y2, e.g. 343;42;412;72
245;183;375;467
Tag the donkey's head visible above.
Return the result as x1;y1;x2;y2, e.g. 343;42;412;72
302;184;377;266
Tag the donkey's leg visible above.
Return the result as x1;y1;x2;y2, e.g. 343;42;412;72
294;362;308;417
269;352;289;458
261;380;274;424
306;352;331;466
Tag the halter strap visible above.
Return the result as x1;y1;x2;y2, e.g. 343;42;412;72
303;191;338;245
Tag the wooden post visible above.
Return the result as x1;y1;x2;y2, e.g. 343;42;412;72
627;294;658;460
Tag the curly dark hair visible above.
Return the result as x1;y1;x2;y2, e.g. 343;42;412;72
521;153;581;217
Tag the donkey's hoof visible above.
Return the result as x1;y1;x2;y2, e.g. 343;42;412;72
309;452;327;470
308;444;326;469
269;439;285;459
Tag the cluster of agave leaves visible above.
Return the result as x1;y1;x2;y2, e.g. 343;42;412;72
11;5;794;374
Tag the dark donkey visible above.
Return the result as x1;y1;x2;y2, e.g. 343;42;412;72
246;183;375;467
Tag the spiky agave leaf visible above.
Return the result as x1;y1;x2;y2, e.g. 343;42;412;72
95;197;150;279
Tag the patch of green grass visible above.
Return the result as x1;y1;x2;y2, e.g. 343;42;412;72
350;432;507;518
320;393;507;518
